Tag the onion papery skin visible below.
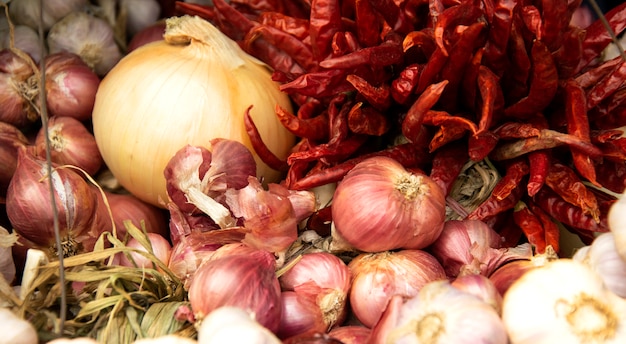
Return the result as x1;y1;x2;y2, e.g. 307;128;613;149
187;248;282;333
331;156;446;252
278;252;352;336
347;249;446;328
44;52;100;121
34;116;103;177
6;147;98;255
92;16;295;207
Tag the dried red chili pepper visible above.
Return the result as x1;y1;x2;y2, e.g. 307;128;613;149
391;63;421;105
526;150;550;197
319;37;404;69
460;47;484;111
586;61;626;111
416;46;448;94
490;129;603;161
576;2;626;73
545;163;600;222
424;110;478;134
403;30;437;60
429;143;469;195
502;17;531;102
482;0;515;73
591;127;626;161
402;80;449;143
476;65;502;134
575;57;622;89
346;74;391;110
331;31;360;56
527;199;560;253
288;134;369;165
539;0;568;52
504;40;558;118
552;27;584;79
466;182;524;222
309;0;343;61
468;131;499;161
439;22;487;111
492;159;530;201
275;104;329;141
280;69;352;97
595;159;626;194
533;187;608;233
493;121;541;139
247;25;316;71
347;102;390;136
564;79;599;186
368;0;413;34
433;2;484;56
430;124;467;152
259;12;310;40
355;0;382;47
513;201;547;254
243;106;289;171
520;5;542;38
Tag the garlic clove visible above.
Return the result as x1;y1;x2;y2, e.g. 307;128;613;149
502;259;626;344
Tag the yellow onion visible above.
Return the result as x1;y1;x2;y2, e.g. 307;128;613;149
92;15;295;207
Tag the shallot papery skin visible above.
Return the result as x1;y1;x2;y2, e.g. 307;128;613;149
6;147;98;253
331;156;446;252
187;248;282;333
348;249;446;328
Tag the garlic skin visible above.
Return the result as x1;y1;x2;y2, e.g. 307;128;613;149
131;335;197;344
0;226;17;284
0;308;38;344
197;306;281;344
370;280;508;343
8;0;88;32
502;259;626;344
571;232;626;298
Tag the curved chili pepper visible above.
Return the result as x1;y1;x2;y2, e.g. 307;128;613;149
527;200;560;254
309;0;343;61
461;47;484;111
247;25;316;71
552;27;584;79
402;80;449;143
416;46;448;94
368;0;413;34
433;2;484;56
468;131;499;161
346;74;392;110
575;57;622;89
576;2;626;73
466;182;524;221
533;187;608;233
332;31;360;57
482;0;515;73
424;110;478;134
586;61;626;111
490;129;603;161
259;12;310;40
275;104;329;141
243;106;289;171
502;17;531;102
319;38;404;69
493;121;541;139
391;63;421;105
355;0;382;47
439;22;487;111
545;163;600;222
539;0;568;52
430;124;467;152
287;134;369;165
430;143;469;195
492;159;529;201
476;65;502;134
402;30;437;58
513;201;547;254
527;150;550;197
595;159;626;194
504;40;558;118
280;69;352;97
347;102;390;136
564;79;599;186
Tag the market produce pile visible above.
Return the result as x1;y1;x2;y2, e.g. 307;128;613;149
1;0;626;343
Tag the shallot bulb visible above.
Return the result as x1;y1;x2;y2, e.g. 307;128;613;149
0;121;29;196
127;21;166;52
327;326;371;344
117;232;172;270
277;252;352;337
34;116;103;176
187;248;282;333
429;219;505;278
348;249;446;328
47;11;122;76
370;280;508;343
6;147;98;256
0;49;37;128
331;156;446;252
43;52;101;121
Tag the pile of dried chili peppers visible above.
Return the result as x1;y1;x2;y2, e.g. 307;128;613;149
173;0;626;255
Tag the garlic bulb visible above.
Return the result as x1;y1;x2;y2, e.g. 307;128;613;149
502;259;626;343
131;335;197;344
0;308;38;344
370;280;508;343
197;306;281;344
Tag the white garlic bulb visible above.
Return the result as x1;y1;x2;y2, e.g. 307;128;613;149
502;258;626;343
